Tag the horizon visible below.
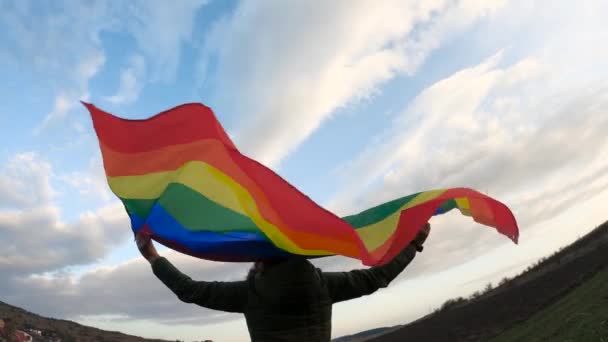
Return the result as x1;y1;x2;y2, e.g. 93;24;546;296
1;1;608;341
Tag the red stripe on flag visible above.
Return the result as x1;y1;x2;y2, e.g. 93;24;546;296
84;102;237;153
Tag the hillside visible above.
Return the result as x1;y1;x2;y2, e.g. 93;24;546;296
490;267;608;341
333;327;400;342
0;301;171;342
345;220;608;342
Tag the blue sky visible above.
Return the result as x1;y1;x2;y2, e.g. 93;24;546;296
1;0;608;341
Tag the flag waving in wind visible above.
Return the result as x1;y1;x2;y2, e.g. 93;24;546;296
85;102;518;266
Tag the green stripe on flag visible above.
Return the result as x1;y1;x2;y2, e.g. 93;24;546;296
342;193;418;229
121;183;260;233
122;198;156;218
158;183;259;233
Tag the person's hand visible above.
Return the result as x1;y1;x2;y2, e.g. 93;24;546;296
136;234;160;264
411;223;431;252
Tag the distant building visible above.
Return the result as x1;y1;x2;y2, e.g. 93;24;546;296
14;330;33;342
24;328;42;337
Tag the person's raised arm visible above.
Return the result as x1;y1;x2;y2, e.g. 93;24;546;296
136;235;248;313
322;223;430;303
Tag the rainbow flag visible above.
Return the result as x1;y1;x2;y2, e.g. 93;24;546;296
85;102;519;266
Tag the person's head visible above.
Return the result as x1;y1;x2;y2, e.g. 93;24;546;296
246;258;289;280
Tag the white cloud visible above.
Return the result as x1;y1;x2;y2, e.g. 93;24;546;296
0;153;130;277
34;53;106;134
309;13;606;303
198;0;506;167
0;1;107;73
2;250;249;323
124;0;207;82
330;60;608;217
57;157;115;203
0;204;123;273
0;152;55;208
322;0;608;278
104;55;147;105
0;0;206;132
0;0;205;80
328;0;608;217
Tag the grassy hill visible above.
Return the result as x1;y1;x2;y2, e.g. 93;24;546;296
333;327;400;342
490;267;608;342
0;301;171;342
347;220;608;342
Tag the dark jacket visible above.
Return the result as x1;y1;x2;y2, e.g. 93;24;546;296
152;246;417;342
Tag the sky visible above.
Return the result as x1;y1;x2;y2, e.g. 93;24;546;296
1;0;607;341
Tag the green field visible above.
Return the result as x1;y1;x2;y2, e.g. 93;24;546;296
491;268;608;342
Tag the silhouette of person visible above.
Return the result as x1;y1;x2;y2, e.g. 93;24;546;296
137;223;431;342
